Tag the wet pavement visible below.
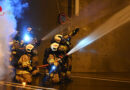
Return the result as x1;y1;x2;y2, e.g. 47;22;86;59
42;73;130;90
54;77;130;90
1;73;130;90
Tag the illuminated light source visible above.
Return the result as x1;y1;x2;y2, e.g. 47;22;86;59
49;65;57;74
23;34;31;42
52;65;56;71
22;82;26;87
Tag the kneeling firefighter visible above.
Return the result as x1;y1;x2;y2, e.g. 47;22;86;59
15;44;39;83
15;54;32;83
42;43;70;83
43;43;61;83
47;54;62;83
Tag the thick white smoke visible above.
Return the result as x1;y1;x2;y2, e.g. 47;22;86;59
0;0;28;80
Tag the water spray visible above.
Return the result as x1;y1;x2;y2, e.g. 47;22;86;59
67;5;130;55
41;23;71;40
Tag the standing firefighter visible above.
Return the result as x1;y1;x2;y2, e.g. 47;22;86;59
52;28;80;80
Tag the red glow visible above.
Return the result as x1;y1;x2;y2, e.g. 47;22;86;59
0;6;2;12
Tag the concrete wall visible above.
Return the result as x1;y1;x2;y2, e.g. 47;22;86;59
71;0;130;72
36;0;70;64
35;0;130;72
72;23;130;72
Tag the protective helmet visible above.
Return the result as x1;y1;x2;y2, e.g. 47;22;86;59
26;44;34;52
54;34;63;43
50;42;59;51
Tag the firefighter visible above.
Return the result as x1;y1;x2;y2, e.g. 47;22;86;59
51;28;79;80
43;42;63;83
43;42;60;65
15;44;39;83
25;44;40;76
15;54;32;83
42;28;79;82
51;28;80;46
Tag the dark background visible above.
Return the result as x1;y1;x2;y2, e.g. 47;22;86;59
18;0;130;72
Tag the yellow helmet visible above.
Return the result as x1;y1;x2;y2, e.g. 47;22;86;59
54;34;63;43
26;44;34;52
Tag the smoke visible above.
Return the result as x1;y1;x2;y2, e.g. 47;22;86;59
67;5;130;55
0;0;28;80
